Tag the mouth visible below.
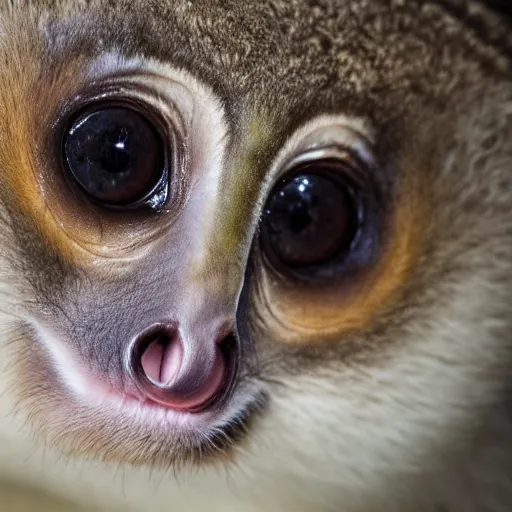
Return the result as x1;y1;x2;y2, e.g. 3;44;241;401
11;322;265;468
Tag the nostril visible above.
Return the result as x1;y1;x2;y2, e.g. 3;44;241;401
215;331;240;404
217;333;239;377
139;330;183;385
127;323;180;388
126;324;240;413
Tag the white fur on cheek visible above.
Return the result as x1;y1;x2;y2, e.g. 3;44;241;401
236;276;512;511
0;273;510;512
32;324;90;399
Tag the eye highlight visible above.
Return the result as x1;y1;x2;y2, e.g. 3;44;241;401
259;150;374;281
249;122;426;344
261;164;359;269
63;106;167;207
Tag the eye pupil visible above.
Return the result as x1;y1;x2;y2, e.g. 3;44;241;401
64;107;165;206
99;128;130;175
104;147;129;175
289;201;312;232
262;167;358;269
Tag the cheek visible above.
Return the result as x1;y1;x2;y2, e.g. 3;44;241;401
0;47;92;266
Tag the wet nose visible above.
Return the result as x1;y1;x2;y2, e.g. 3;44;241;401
125;323;238;412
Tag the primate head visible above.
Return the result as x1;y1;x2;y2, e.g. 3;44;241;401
0;2;511;511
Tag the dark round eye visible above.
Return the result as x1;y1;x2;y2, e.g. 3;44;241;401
261;162;360;270
63;107;165;206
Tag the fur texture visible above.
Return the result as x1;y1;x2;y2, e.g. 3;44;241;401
0;1;510;511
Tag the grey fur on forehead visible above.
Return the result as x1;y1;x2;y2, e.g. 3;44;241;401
36;0;510;127
37;0;512;51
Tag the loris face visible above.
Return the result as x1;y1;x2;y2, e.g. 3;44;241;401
0;1;511;511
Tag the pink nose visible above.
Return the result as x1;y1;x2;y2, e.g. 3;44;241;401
126;324;237;412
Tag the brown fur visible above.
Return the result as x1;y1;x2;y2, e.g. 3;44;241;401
0;1;510;511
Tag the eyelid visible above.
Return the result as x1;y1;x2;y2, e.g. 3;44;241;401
258;118;376;213
290;125;376;168
276;145;374;189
